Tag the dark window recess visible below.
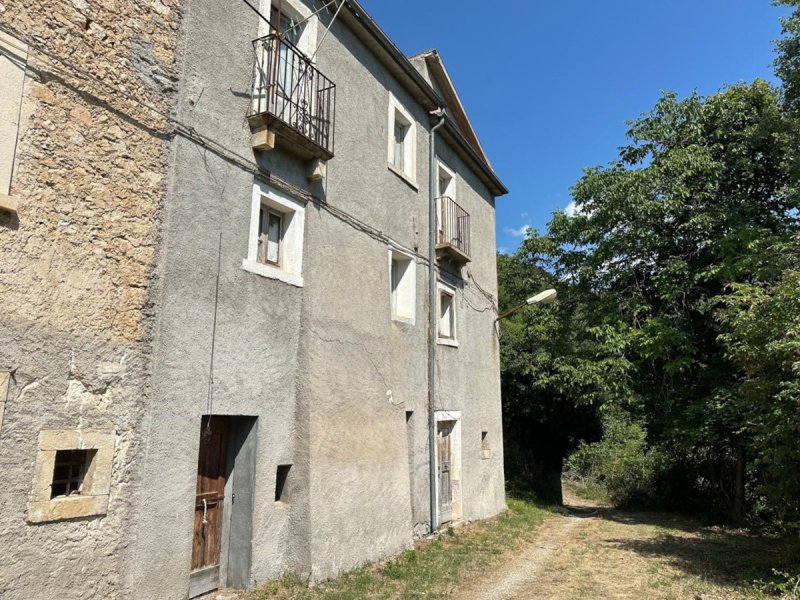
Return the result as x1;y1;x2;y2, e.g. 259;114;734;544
405;410;414;424
50;449;95;498
481;431;489;449
275;464;292;502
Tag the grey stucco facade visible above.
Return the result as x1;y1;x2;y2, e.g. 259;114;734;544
0;0;507;598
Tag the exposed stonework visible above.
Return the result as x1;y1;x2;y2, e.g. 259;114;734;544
0;0;178;342
0;1;180;599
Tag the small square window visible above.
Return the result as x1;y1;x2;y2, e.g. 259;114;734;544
243;181;306;287
28;430;115;523
50;449;95;498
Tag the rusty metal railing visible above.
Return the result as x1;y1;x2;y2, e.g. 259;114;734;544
437;196;470;259
249;34;336;156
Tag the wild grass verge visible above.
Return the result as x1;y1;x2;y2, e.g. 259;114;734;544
247;495;559;600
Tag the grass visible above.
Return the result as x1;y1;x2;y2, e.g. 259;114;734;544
561;478;611;505
247;496;559;600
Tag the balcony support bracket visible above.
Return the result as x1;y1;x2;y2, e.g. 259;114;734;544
307;159;326;182
252;126;276;152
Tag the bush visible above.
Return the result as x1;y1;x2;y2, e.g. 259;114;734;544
565;409;665;507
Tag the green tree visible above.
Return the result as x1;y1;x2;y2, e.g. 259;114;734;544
717;237;800;526
498;239;631;503
541;80;800;519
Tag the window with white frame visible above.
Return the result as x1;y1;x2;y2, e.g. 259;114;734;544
243;180;305;287
387;93;417;186
438;282;458;346
389;248;416;324
437;161;455;200
264;0;317;57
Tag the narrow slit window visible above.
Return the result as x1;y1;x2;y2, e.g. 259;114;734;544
50;449;95;498
275;464;292;503
481;431;489;450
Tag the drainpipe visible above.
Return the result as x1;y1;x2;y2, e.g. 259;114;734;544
428;107;446;533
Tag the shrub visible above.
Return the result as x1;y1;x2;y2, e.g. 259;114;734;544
566;409;665;507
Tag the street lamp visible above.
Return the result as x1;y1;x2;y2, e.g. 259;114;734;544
495;288;557;322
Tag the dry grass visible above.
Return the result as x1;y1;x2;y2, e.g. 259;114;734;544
236;485;799;600
243;496;558;600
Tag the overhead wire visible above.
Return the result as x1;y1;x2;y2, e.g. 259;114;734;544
0;13;497;315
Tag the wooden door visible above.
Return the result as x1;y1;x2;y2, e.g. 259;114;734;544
192;416;229;574
437;421;454;523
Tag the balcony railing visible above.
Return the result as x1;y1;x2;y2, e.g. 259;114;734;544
437;196;471;264
249;34;336;160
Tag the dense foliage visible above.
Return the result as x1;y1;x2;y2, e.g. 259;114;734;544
501;2;800;527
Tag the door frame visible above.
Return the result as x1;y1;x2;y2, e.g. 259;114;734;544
189;415;258;599
433;411;462;525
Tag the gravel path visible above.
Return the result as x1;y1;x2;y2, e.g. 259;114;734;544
453;489;768;600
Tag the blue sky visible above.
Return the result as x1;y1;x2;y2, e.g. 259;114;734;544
360;0;791;254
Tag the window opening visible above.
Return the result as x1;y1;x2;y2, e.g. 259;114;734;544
439;291;454;339
50;449;95;498
275;464;292;503
258;208;283;266
393;118;407;172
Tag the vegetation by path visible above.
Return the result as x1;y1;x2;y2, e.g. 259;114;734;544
461;487;800;600
240;485;799;600
242;497;558;600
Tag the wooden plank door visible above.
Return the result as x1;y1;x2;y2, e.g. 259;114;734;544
190;416;229;595
437;421;454;523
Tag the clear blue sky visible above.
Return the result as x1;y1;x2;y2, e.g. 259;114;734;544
360;0;791;254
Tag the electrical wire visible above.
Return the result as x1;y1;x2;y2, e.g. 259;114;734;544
0;19;497;317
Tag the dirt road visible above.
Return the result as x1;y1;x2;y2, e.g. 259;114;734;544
455;488;786;600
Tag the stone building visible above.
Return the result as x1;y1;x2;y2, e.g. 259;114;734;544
0;1;508;598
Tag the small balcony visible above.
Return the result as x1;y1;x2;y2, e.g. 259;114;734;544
436;196;471;265
248;34;336;161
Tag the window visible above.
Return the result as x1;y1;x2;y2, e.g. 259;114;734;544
271;4;306;97
243;180;305;287
437;161;455;200
275;464;292;503
50;449;95;498
27;430;115;523
480;431;491;460
387;93;417;187
390;248;416;324
393;117;409;172
258;208;283;266
436;161;456;241
265;0;317;58
437;282;458;346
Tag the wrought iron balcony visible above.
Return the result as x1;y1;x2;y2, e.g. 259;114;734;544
248;34;336;160
436;196;471;264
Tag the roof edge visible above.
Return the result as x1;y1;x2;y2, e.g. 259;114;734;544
342;0;508;197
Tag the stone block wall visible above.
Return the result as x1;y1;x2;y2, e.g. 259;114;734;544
0;2;180;598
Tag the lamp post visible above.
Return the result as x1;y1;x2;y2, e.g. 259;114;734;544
495;288;557;322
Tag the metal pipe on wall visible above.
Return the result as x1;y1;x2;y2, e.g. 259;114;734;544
428;108;446;533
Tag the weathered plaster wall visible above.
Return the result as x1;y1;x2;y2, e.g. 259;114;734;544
129;0;311;596
0;1;179;598
297;0;506;579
